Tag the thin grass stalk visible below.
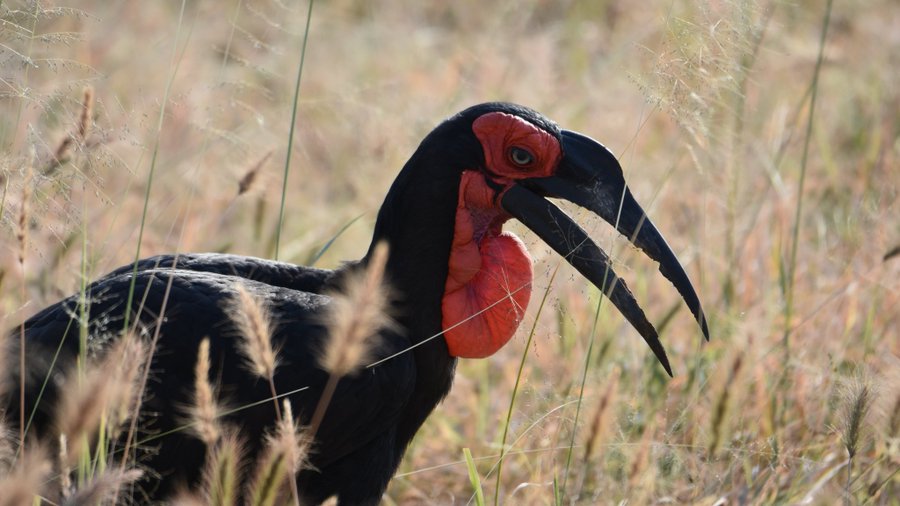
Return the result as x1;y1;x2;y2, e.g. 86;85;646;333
492;264;560;506
627;421;656;490
16;163;31;448
122;0;189;334
274;0;315;260
90;415;108;481
119;269;180;478
0;174;8;224
133;384;311;449
581;367;620;463
220;0;244;76
77;175;91;396
709;353;744;456
560;284;610;497
16;316;78;463
781;0;833;357
560;134;651;496
308;214;364;266
774;0;834;457
307;374;337;441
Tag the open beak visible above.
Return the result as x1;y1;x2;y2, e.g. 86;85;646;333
500;130;709;376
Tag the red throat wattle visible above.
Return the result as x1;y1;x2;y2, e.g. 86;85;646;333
442;171;533;358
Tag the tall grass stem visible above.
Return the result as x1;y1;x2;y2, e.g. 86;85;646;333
274;0;315;261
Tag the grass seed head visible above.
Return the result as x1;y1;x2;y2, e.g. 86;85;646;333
0;445;50;506
77;86;94;141
0;420;14;475
16;165;32;266
838;375;876;460
319;241;391;377
60;468;142;506
57;332;147;463
276;399;310;475
230;283;279;380
190;337;221;447
237;151;272;196
246;400;310;506
202;430;244;506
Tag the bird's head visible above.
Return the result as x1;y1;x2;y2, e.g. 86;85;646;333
372;103;708;375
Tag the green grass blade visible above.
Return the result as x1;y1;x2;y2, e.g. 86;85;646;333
493;263;560;505
463;448;485;506
307;214;364;266
781;0;834;350
274;0;315;261
122;0;190;333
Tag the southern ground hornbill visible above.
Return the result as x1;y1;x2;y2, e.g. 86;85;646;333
5;102;708;504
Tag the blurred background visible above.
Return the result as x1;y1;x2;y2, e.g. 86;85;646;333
1;0;898;504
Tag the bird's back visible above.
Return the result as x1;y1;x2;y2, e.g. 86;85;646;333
5;254;416;503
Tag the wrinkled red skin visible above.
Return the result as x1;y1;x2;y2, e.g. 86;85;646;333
441;171;533;358
441;112;561;358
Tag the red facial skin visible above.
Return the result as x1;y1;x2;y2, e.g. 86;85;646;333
442;112;562;358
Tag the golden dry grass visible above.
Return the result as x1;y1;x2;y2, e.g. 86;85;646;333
1;0;898;504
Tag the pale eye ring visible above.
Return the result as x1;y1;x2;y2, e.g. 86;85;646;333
508;146;535;166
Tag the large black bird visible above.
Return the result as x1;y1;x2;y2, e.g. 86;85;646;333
5;103;708;504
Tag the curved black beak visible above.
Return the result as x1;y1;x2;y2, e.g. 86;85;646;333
500;130;709;376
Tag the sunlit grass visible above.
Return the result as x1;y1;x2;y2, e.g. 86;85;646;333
1;0;898;504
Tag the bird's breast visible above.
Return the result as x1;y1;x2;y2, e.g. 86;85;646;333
442;171;533;358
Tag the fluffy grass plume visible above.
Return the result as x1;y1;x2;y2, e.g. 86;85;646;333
319;240;391;377
0;446;49;506
838;377;874;461
307;241;391;439
56;332;147;465
190;337;221;447
60;468;142;506
201;431;244;506
230;283;278;381
247;401;309;506
229;282;285;423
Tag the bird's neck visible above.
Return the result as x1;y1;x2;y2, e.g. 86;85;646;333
363;154;463;442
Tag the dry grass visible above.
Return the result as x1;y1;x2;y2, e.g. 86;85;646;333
318;240;391;378
190;337;221;447
1;0;899;504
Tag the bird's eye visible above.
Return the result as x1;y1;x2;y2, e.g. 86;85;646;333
508;147;535;167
